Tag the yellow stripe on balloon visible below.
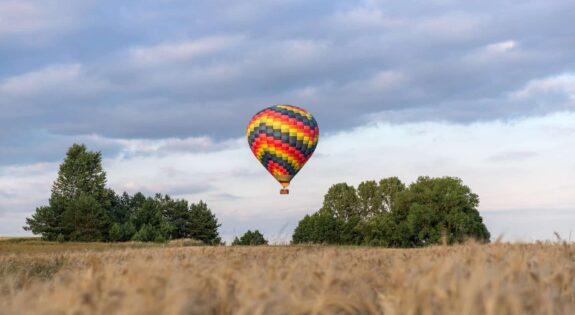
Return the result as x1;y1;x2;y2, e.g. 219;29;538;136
248;115;309;143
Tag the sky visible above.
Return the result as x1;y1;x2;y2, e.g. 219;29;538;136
1;0;574;242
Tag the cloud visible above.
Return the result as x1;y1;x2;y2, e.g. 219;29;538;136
1;0;574;153
0;1;575;242
0;0;87;42
485;40;517;54
0;64;109;97
2;112;574;240
512;74;575;101
331;7;407;31
0;162;57;228
414;13;484;41
129;35;245;67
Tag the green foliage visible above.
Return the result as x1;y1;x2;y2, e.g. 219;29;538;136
163;198;191;239
132;224;157;242
320;183;358;220
109;223;122;242
187;201;222;245
395;177;490;245
357;180;382;217
379;177;406;213
232;230;268;246
122;222;136;241
50;143;110;208
24;143;222;244
25;144;109;241
63;193;108;242
24;206;63;241
292;211;340;244
293;176;490;247
154;235;167;243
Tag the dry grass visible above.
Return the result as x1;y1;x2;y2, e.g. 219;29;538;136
1;241;575;315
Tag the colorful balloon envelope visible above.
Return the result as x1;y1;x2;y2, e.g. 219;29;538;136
246;105;319;194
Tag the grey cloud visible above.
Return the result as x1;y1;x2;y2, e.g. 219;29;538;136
209;193;243;202
0;132;125;165
1;0;575;166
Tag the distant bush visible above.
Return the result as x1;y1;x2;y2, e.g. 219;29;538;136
232;230;268;246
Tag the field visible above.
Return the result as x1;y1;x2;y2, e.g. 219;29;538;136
1;239;575;315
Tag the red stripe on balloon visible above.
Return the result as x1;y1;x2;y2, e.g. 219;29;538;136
267;160;289;176
250;134;306;166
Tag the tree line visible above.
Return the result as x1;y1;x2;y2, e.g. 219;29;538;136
24;144;490;247
292;177;491;247
24;144;222;244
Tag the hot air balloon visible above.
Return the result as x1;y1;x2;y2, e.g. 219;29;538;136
246;104;319;194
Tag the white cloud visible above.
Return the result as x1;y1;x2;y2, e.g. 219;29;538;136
485;40;517;53
0;162;57;226
512;74;575;101
462;40;527;65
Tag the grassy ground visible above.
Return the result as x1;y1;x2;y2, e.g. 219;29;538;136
1;240;574;314
0;237;162;254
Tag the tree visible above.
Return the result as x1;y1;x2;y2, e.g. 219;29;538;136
292;211;340;244
51;144;109;207
379;177;406;213
163;198;192;239
355;214;396;246
132;224;157;242
232;230;268;245
62;193;108;242
24;205;63;241
188;201;222;245
106;190;133;226
109;223;123;242
292;176;490;247
24;144;110;241
24;144;225;244
337;215;363;245
122;221;137;241
131;195;174;241
320;183;358;221
357;180;382;217
392;176;490;246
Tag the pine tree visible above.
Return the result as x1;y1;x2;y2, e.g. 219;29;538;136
188;201;221;245
24;144;110;241
109;223;122;242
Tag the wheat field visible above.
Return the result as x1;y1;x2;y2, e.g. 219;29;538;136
1;240;574;315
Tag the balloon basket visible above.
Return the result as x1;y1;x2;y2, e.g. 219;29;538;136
280;188;289;195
